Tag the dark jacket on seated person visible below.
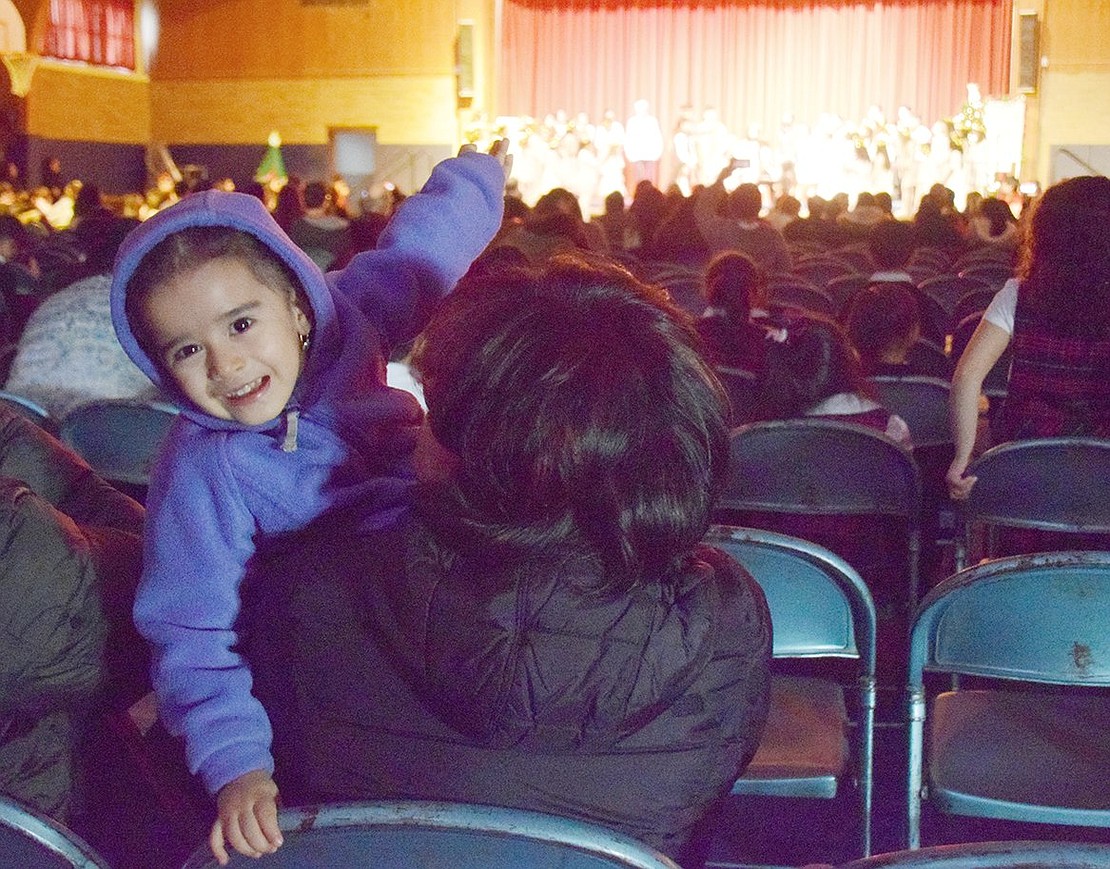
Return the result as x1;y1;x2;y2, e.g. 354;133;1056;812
0;406;146;820
244;509;772;866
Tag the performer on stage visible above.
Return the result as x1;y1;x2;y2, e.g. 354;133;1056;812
624;98;664;187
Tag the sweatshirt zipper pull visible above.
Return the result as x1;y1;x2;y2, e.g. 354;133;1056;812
282;408;300;452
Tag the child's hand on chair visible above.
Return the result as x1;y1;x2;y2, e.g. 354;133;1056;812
210;769;283;865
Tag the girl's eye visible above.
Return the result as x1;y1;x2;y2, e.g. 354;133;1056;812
232;317;253;334
171;344;200;364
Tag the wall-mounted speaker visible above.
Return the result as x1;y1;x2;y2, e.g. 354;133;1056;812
1017;11;1039;94
456;21;475;101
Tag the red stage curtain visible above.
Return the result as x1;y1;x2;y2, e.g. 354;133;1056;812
499;0;1011;140
43;0;135;69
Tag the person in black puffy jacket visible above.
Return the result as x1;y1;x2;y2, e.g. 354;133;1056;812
0;403;146;821
245;254;773;867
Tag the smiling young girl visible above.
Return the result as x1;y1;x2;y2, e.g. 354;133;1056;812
110;143;507;864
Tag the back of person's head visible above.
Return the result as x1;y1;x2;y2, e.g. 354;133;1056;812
124;224;307;356
302;181;329;210
1020;175;1110;336
875;192;894;215
534;187;583;222
703;251;766;320
412;254;729;592
774;195;801;219
503;195;530;223
74;215;141;277
604;190;625;215
868;220;916;270
727;184;763;221
73;182;104;218
239;180;267;203
979;197;1016;237
628;183;666;239
855;192;876;210
0;214;25;245
758;316;868;419
846;282;921;369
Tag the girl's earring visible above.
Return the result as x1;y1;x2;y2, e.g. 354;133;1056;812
299;332;311;352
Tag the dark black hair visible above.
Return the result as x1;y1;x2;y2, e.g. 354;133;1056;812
846;282;921;370
868;220;916;269
727;184;763;221
703;250;766;321
412;254;729;593
757;316;871;419
125;225;310;356
979;197;1016;237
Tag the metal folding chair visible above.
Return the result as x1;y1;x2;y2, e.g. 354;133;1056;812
719;419;923;609
906;552;1110;848
954;437;1110;570
0;795;111;868
704;526;876;859
181;801;680;868
768;278;837;319
869;376;952;450
0;389;55;433
57;399;179;493
840;840;1110;868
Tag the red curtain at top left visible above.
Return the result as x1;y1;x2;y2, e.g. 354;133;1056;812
43;0;135;69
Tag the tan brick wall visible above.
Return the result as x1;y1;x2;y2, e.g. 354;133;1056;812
149;76;457;145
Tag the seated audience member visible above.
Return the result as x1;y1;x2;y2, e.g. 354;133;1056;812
694;172;791;275
696;251;776;373
968;196;1020;255
0;403;147;822
755;316;911;447
627;180;667;251
0;214;42;343
948;175;1110;500
497;187;600;263
765;194;801;234
287;180;352;269
595;189;633;252
639;193;711;271
867;219;917;283
5;217;161;421
846;282;923;377
245;255;773;868
743;317;914;639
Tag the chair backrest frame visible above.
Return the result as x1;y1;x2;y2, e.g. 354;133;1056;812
0;795;111;868
182;800;681;869
721;418;923;606
704;525;877;858
906;552;1110;847
58;399;179;487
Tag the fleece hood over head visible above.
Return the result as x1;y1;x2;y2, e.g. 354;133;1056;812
110;191;336;432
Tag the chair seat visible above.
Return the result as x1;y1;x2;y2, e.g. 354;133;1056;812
733;675;848;797
929;689;1110;824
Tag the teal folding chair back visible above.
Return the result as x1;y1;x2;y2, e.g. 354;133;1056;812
715;366;758;425
869;376;952;450
839;840;1110;868
768;279;837;319
58;399;179;490
954;437;1110;570
181;801;680;868
906;552;1110;848
704;526;877;858
0;795;111;868
720;419;923;609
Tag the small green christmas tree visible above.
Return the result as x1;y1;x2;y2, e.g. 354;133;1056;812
255;130;287;186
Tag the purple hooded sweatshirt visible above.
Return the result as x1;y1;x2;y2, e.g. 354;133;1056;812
110;152;504;794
